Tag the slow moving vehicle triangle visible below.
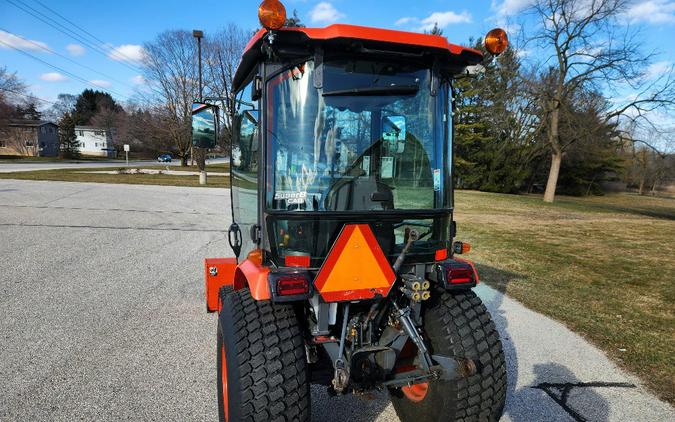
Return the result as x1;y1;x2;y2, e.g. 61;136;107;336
315;224;396;302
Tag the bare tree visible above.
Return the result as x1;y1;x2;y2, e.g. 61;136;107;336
4;126;38;156
142;30;199;166
44;93;77;122
0;67;26;137
203;24;250;150
0;67;26;102
527;0;675;202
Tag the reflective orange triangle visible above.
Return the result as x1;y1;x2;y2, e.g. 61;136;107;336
316;224;395;295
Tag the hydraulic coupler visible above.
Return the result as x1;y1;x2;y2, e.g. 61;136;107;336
400;274;431;302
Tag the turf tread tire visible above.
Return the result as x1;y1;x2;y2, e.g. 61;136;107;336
217;287;310;422
390;289;506;422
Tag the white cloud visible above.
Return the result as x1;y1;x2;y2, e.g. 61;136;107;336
516;48;532;58
90;79;111;88
0;30;49;51
395;17;416;26
624;0;675;24
108;44;145;63
66;43;85;56
492;0;535;17
395;11;472;32
418;11;472;31
644;61;672;80
309;2;346;24
40;72;67;82
131;75;146;85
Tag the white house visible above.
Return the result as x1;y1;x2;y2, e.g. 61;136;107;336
75;126;116;157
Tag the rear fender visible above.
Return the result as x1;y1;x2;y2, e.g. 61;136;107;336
204;258;237;312
233;259;272;301
205;258;274;312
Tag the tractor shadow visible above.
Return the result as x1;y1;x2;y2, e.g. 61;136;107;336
477;264;614;422
310;264;615;421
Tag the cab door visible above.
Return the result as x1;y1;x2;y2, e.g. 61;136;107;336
231;78;260;259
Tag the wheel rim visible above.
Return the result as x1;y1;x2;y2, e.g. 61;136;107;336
401;382;429;402
221;344;229;420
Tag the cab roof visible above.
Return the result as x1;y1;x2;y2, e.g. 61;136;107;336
233;24;483;92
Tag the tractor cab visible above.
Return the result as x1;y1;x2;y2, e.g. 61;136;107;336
223;23;499;269
198;2;509;421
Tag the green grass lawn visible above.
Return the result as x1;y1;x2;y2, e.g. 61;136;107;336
454;190;675;403
0;167;230;188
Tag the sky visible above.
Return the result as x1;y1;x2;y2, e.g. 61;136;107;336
1;0;674;118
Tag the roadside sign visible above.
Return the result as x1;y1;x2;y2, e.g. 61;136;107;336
124;144;130;166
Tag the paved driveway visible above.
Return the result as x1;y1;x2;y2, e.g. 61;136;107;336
0;180;672;421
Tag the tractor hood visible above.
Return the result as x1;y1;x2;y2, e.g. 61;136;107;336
233;24;483;92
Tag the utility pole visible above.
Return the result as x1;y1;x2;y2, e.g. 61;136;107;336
193;30;204;101
193;29;207;183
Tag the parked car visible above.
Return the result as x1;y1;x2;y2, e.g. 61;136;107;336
157;154;172;163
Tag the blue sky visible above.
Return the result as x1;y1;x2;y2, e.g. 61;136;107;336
1;0;674;111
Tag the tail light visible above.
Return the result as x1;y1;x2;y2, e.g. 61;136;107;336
276;275;309;296
268;270;312;301
447;265;474;284
428;259;478;290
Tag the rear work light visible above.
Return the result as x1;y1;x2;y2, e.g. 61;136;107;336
268;270;312;301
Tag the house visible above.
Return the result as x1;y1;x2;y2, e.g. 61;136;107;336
0;120;59;157
75;126;116;157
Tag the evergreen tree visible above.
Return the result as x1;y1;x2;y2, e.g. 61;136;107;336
15;102;42;120
73;89;122;125
58;112;80;159
454;41;542;193
285;9;305;27
425;23;443;35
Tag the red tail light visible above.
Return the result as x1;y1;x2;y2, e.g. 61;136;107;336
276;275;309;296
447;266;474;284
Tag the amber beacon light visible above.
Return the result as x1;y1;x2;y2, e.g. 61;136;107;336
484;28;509;55
259;0;287;30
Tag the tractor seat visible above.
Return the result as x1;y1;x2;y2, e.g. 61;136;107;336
324;176;394;211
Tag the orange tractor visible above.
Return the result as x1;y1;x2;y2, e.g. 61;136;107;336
194;1;509;420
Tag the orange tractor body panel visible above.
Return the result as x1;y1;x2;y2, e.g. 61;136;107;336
205;257;273;312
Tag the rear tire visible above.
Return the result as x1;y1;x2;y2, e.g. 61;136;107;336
390;289;506;422
217;288;310;422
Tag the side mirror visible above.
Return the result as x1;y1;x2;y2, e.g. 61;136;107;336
191;102;219;149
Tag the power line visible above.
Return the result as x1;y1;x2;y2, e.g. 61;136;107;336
30;0;144;66
0;86;56;105
4;0;145;75
0;39;129;99
0;27;139;92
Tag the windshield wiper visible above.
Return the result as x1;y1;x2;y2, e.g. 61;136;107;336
322;85;419;97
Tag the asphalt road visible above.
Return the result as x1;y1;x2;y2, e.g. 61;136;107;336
0;179;672;421
0;158;228;173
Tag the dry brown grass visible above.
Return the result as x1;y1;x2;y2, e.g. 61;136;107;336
454;190;675;403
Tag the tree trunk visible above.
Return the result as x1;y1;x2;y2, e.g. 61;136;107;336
638;175;645;195
543;151;562;203
543;105;561;203
181;155;188;166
